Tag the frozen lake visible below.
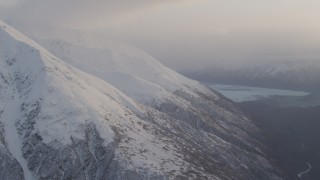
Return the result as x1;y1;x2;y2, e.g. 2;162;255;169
208;84;310;102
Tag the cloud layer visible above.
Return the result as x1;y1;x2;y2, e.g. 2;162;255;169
2;0;184;26
1;0;320;71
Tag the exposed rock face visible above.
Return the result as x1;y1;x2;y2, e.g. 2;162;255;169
150;90;279;180
21;123;116;180
0;20;282;180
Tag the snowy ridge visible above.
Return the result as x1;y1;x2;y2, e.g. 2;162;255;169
0;19;143;144
0;20;281;179
0;20;189;178
31;37;214;104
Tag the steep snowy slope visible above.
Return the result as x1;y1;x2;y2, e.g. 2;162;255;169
0;20;281;179
27;36;210;105
6;21;212;104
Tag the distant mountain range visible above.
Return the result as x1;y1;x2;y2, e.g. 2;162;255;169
184;60;320;91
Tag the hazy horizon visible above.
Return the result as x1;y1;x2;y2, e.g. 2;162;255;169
1;0;320;71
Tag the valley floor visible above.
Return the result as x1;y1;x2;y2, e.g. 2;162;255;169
239;101;320;180
208;83;320;179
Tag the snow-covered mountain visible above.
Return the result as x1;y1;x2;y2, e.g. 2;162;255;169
31;38;204;105
0;20;281;179
185;60;320;91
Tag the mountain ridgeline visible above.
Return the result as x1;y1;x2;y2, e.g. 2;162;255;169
0;20;281;179
185;60;320;92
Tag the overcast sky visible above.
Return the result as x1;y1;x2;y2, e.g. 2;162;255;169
1;0;320;71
